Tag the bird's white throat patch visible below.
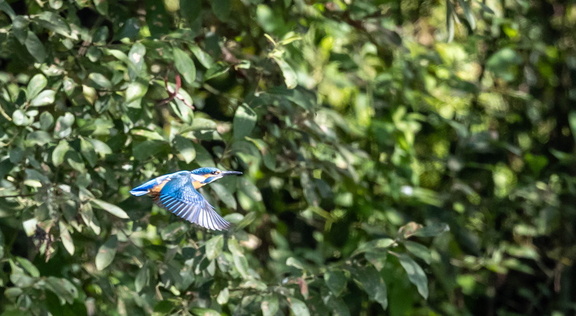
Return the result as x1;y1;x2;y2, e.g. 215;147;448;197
191;174;207;182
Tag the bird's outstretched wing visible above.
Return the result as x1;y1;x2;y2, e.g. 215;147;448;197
154;174;231;231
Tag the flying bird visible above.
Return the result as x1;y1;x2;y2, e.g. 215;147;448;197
130;167;242;231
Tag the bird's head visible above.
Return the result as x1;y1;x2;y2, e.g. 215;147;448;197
190;167;242;186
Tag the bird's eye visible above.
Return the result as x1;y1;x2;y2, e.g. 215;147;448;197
211;171;220;175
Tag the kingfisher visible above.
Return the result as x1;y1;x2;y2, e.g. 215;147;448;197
130;167;242;231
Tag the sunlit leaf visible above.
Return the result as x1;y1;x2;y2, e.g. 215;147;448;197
288;297;310;316
59;221;75;255
27;74;47;99
30;90;55;106
261;294;279;316
205;235;224;260
52;140;69;166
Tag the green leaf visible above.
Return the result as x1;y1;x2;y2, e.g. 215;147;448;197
211;0;231;21
66;150;85;172
27;74;47;99
36;12;72;38
125;80;149;103
52;140;70;166
89;139;112;157
458;0;476;30
261;294;279;316
25;30;46;62
351;266;388;310
273;57;297;89
54;113;75;138
210;182;237;209
93;0;108;15
135;261;150;292
180;0;201;23
128;42;146;79
404;241;431;264
91;199;130;219
88;73;112;90
398;254;428;299
413;223;450;237
12;110;30;126
205;235;224;260
15;257;39;277
30;90;55;106
44;277;78;304
288;297;310;316
446;0;454;42
80;137;98;167
190;45;214;69
173;135;196;163
0;1;16;19
205;62;230;80
59;221;75;255
216;288;229;304
568;111;576;144
233;104;257;140
228;238;250;278
286;257;304;270
39;112;54;130
325;270;347;297
95;235;118;270
133;140;169;161
173;47;196;85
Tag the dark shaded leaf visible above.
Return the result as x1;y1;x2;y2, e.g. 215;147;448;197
95;235;118;270
351;266;388;310
398;254;428;299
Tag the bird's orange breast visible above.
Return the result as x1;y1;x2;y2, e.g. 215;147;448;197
193;180;205;189
148;178;171;198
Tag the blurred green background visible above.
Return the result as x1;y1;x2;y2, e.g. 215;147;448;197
0;0;575;315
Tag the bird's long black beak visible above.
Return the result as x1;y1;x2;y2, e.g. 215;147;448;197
221;171;243;176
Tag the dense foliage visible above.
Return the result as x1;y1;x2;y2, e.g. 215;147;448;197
0;0;574;315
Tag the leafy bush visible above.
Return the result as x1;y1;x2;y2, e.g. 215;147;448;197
0;0;574;315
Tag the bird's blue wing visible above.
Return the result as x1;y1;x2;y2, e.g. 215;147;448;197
130;171;185;196
155;174;231;231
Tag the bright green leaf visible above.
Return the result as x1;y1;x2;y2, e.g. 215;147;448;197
288;297;310;316
52;140;70;166
27;74;47;99
205;235;224;260
30;90;55;106
59;221;75;255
